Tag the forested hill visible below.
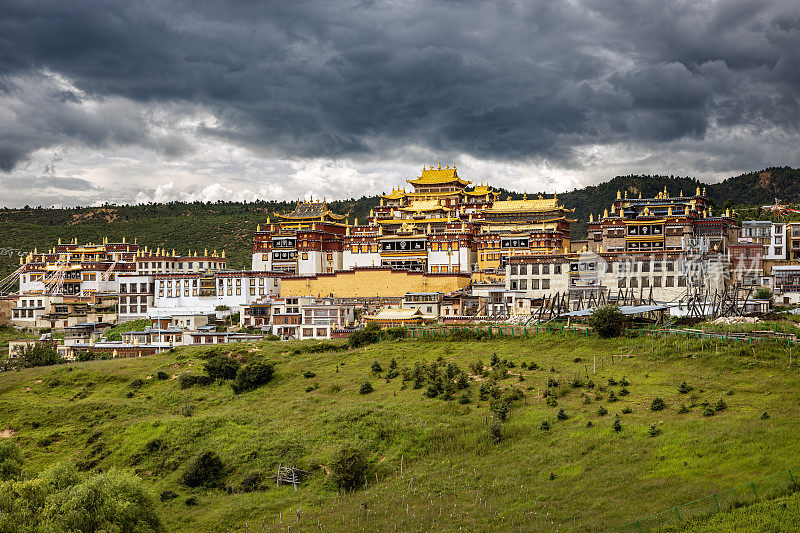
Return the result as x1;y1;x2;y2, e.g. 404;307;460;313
0;166;798;279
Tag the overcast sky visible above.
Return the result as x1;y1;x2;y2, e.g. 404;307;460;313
1;0;799;207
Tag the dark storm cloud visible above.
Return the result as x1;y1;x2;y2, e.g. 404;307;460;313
1;0;799;171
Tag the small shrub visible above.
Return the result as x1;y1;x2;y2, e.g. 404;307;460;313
612;415;622;432
582;394;592;404
619;377;629;387
329;444;368;491
648;424;661;437
714;399;727;412
621;406;632;414
702;407;715;417
160;490;178;502
760;411;770;420
359;382;374;395
586;421;594;428
586;380;595;389
231;360;274;394
182;451;226;487
556;408;568;420
0;440;24;481
650;397;666;411
618;387;629;396
549;472;556;480
240;470;266;492
607;390;618;403
303;370;316;379
545;396;558;407
489;421;502;444
678;403;689;414
456;372;470;389
678;381;693;394
371;361;383;373
180;404;195;417
540;420;550;431
129;378;145;389
125;391;134;398
598;406;608;416
184;497;197;506
589;305;625;338
458;392;471;404
607;377;617;386
490;399;510;421
204;354;240;381
570;377;584;388
156;371;169;380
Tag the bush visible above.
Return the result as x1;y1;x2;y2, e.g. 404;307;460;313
618;387;629;396
160;490;178;501
607;390;618;402
588;305;625;338
14;341;65;369
612;415;622;432
182;451;226;487
761;411;770;420
232;360;275;394
156;371;169;380
714;399;727;412
540;420;550;431
371;361;383;373
556;408;568;420
348;323;382;348
648;424;661;437
204;354;240;381
240;470;266;492
489;421;503;443
678;403;689;414
620;377;630;387
0;440;24;481
621;406;632;414
458;392;471;404
598;406;608;416
359;382;374;395
329;445;368;491
702;407;715;417
185;497;197;506
490;399;510;421
678;381;693;394
650;397;666;411
303;370;316;378
755;288;773;301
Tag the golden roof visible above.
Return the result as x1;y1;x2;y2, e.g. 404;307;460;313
407;165;471;186
400;199;448;212
464;185;499;196
380;188;407;200
275;200;346;221
487;198;562;213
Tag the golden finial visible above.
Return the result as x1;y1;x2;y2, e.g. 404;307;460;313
589;213;594;222
221;250;226;258
624;191;628;199
617;190;621;199
696;186;701;196
668;205;673;216
702;187;706;196
438;161;441;170
604;208;609;218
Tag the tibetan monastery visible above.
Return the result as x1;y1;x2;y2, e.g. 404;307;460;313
252;163;575;277
252;198;348;275
585;186;738;254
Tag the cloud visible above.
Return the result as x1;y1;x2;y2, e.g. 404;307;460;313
0;0;799;205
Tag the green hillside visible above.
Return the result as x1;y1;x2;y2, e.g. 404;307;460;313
1;333;799;531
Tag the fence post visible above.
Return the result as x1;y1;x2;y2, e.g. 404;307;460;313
713;493;720;511
636;520;642;533
751;482;758;500
675;507;681;521
789;469;796;485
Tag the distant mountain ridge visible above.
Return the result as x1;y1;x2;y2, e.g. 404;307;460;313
0;166;798;278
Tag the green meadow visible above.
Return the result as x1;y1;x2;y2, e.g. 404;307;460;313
1;332;799;531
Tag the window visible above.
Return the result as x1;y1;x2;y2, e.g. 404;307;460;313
678;276;686;287
630;277;638;288
510;265;518;275
653;277;662;287
532;279;539;289
520;265;527;275
618;278;626;288
302;252;308;260
542;265;550;274
541;279;550;290
531;264;539;275
641;277;649;288
519;279;527;290
666;276;674;287
510;280;518;290
554;265;561;274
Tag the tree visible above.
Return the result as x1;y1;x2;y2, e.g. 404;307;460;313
755;288;773;302
15;341;64;369
588;305;625;338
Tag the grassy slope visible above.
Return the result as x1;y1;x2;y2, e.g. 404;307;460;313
1;334;799;532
